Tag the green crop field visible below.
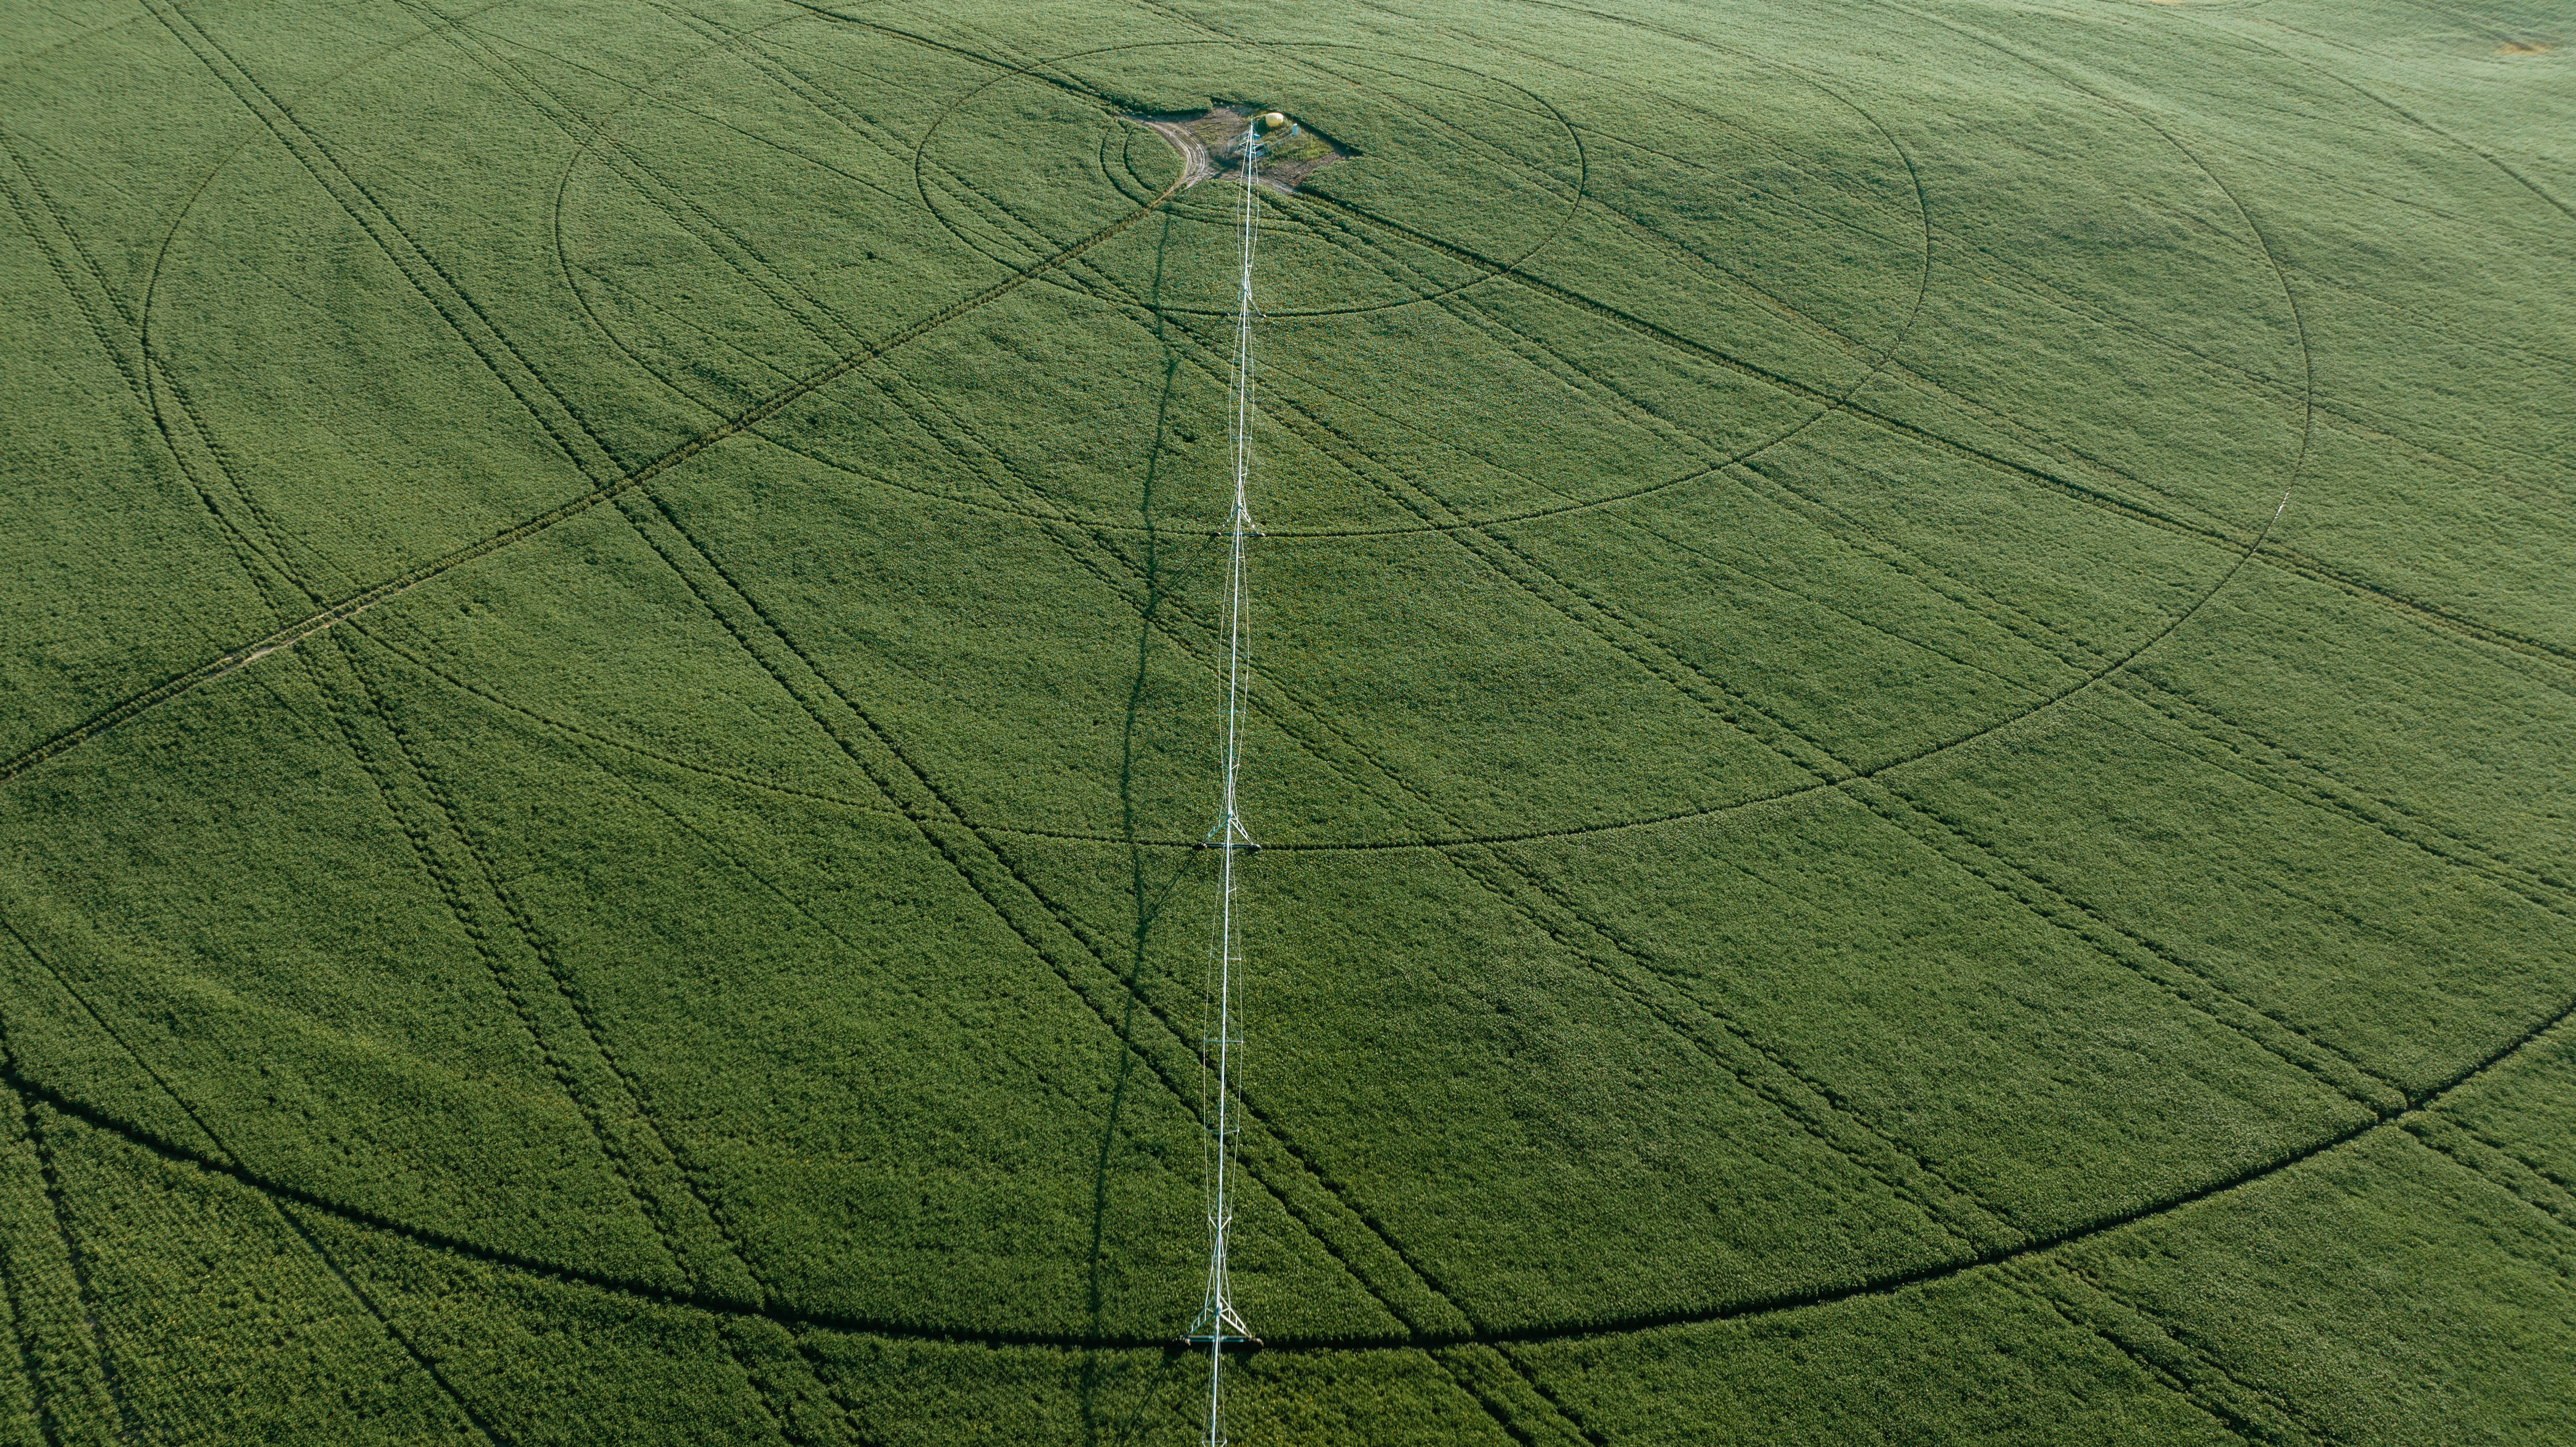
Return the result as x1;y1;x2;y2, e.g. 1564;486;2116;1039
1;0;2571;1439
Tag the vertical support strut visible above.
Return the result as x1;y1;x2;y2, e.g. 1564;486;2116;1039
1187;113;1264;1447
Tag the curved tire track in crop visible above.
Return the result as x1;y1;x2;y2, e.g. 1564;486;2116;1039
2102;672;2576;924
149;0;629;484
123;30;849;1414
774;23;2428;1404
6;2;1168;792
7;963;2572;1353
556;16;2342;895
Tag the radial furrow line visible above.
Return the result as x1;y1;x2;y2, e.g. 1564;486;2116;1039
147;351;331;606
1424;1342;1596;1447
1301;166;2561;696
2401;1118;2576;1231
299;638;702;1290
1877;2;2562;677
900;262;2027;1258
2440;1116;2576;1196
1119;312;2022;1252
1;127;321;619
355;618;902;822
2236;15;2576;228
1310;188;2264;554
7;13;2565;1441
321;623;856;1429
596;362;1511;1350
0;1194;60;1446
2070;1264;2349;1446
370;693;763;1297
2254;543;2576;681
0;128;148;405
0;919;233;1165
11;1097;144;1447
1472;843;2023;1251
1167;308;1886;778
2101;676;2576;922
402;0;862;372
1857;779;2408;1114
1732;454;2116;672
274;1202;517;1447
591;762;1102;1128
1224;316;2044;692
2005;1261;2318;1446
707;11;924;173
286;40;915;1356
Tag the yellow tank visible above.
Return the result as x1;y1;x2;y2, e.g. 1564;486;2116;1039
1253;110;1289;135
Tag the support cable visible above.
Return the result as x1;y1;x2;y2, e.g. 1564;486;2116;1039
1185;111;1266;1447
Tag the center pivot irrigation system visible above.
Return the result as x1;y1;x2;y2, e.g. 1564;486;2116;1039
1185;108;1286;1447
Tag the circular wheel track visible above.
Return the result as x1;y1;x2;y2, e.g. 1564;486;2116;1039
10;980;2572;1352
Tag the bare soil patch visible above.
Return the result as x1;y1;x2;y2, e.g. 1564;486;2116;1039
1127;105;1349;193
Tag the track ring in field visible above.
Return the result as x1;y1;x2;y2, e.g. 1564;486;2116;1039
19;979;2576;1355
